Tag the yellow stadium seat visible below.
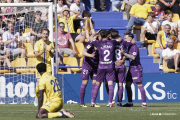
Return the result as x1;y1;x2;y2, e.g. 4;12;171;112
58;69;71;74
176;43;180;51
144;39;156;44
11;58;29;73
24;43;35;58
0;70;10;74
163;60;175;73
152;43;160;57
24;27;30;33
172;14;179;25
27;58;36;73
80;57;84;66
133;25;142;29
63;57;81;73
71;43;84;58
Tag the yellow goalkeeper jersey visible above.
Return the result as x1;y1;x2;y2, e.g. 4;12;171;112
39;72;62;102
34;39;54;70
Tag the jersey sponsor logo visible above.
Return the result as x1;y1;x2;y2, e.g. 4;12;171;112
133;52;137;55
101;45;112;49
100;61;112;64
0;76;35;98
87;45;91;49
99;82;177;101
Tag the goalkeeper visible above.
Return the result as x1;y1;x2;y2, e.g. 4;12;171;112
34;28;54;106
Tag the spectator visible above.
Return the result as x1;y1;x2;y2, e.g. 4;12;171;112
124;0;152;34
66;0;74;6
70;0;86;32
153;2;166;24
0;43;12;68
111;0;123;12
54;22;77;59
75;12;94;43
100;0;107;11
53;0;68;17
0;16;6;37
155;24;177;70
58;7;80;41
30;11;47;47
2;22;25;58
145;0;157;6
162;39;180;72
1;0;17;19
140;12;160;42
162;12;177;35
177;19;180;41
124;0;138;20
89;0;97;12
34;0;48;21
159;0;180;16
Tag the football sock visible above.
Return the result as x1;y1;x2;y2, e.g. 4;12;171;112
35;86;39;99
118;86;123;102
138;86;146;103
80;83;86;104
105;83;109;95
48;112;61;118
91;83;96;102
92;84;100;103
108;85;114;103
126;86;132;102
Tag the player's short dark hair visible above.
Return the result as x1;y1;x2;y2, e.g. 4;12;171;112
107;28;116;35
35;11;42;16
125;33;134;39
147;12;155;18
99;29;108;38
59;22;65;26
36;63;47;73
111;31;120;39
42;28;50;34
155;2;161;7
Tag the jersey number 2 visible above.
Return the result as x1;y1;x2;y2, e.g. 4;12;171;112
50;79;61;93
104;50;110;61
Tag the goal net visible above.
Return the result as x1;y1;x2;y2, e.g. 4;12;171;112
0;3;58;104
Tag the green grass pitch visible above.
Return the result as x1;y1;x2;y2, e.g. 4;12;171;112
0;103;179;120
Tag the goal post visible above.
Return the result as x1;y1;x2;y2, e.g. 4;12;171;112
0;3;59;104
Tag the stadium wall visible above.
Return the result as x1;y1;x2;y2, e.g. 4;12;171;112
0;73;179;104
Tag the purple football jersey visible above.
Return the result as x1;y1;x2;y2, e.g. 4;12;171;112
82;42;99;70
92;40;116;69
128;44;142;67
114;40;128;68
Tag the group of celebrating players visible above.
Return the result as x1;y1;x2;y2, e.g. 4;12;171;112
80;27;147;107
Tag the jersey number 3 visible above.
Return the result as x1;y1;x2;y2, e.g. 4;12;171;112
50;79;61;93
